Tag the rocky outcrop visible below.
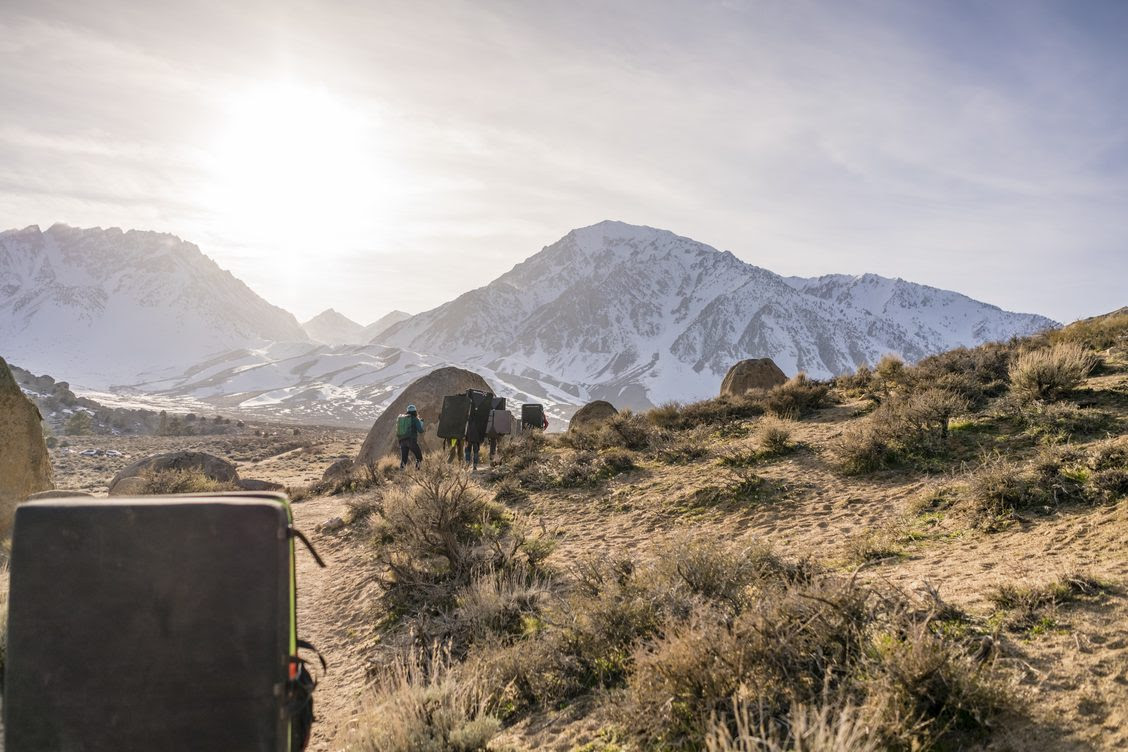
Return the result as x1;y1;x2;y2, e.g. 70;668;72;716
568;400;618;431
719;358;787;397
1;356;54;533
354;367;492;467
108;451;238;495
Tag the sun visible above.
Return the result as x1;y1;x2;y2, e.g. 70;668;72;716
209;81;385;248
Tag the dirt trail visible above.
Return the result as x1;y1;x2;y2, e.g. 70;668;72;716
290;493;382;751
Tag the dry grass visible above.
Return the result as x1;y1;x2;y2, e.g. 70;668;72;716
139;468;241;494
345;644;500;752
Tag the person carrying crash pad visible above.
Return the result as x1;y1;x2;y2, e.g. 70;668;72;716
397;404;425;469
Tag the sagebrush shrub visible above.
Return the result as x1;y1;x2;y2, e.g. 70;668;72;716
1009;342;1097;402
346;644;499;752
832;388;967;474
755;415;793;455
764;374;831;418
374;459;526;612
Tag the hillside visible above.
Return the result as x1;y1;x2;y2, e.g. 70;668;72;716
34;309;1128;749
375;221;1056;408
0;224;308;388
275;309;1125;751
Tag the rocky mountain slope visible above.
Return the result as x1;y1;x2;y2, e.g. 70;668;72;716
374;221;1056;408
0;224;307;388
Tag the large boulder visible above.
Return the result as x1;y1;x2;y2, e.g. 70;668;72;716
719;358;788;397
568;400;618;432
1;356;54;533
108;451;239;495
354;367;492;467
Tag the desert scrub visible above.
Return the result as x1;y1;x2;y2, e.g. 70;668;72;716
1009;399;1115;443
458;538;1004;750
372;458;550;615
682;467;777;511
1009;342;1098;402
706;700;880;752
655;426;712;464
833;388;968;474
754;415;794;455
557;448;638;488
647;394;765;432
988;573;1113;633
346;644;499;752
1047;308;1128;352
1084;437;1128;502
842;526;906;565
622;576;1003;751
961;450;1089;529
139;468;241;494
763;373;831;418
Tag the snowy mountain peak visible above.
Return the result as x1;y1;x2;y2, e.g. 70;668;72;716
0;224;308;388
375;222;1056;409
302;308;365;345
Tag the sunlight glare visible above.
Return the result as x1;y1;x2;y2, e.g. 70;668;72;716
209;81;392;252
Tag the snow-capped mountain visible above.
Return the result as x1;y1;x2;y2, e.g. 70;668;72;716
0;224;307;388
1;220;1057;422
302;308;365;345
374;221;1055;408
361;310;411;342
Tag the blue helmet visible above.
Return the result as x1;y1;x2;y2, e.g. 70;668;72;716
406;404;417;413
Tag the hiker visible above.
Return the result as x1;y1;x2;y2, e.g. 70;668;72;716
397;404;425;469
464;409;484;471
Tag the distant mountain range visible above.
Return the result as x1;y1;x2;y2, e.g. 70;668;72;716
0;221;1057;423
300;308;410;345
0;224;305;386
372;221;1054;408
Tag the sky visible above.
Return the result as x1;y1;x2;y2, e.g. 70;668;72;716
1;0;1125;326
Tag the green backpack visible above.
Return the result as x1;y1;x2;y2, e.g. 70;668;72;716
396;413;415;440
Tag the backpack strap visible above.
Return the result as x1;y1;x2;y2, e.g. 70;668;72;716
288;527;327;568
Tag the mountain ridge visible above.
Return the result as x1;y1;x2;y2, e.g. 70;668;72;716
0;223;308;388
373;220;1056;408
